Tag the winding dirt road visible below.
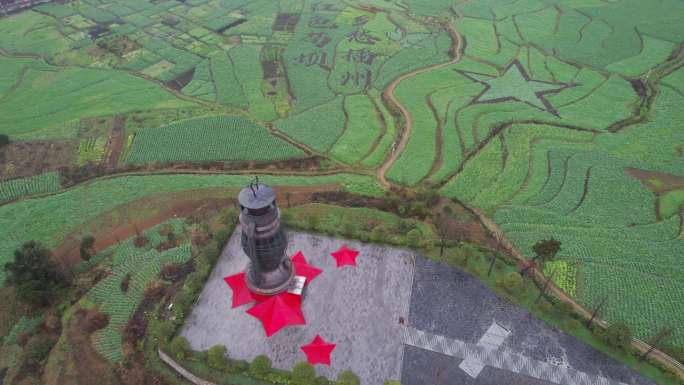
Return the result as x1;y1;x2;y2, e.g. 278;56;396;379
376;17;466;189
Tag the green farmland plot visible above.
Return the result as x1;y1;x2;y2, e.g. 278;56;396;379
87;222;192;362
0;172;384;285
0;172;61;203
330;95;382;165
126;116;304;164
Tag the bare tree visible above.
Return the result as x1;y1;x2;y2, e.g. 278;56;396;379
487;253;497;276
436;205;453;258
639;326;672;362
536;269;556;303
586;295;608;328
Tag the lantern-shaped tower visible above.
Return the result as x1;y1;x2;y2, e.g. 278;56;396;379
238;179;294;296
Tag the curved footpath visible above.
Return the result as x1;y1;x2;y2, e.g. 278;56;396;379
377;16;466;189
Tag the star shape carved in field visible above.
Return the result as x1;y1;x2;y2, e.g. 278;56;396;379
457;60;574;116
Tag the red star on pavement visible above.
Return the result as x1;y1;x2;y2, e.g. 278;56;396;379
330;244;359;268
223;272;268;308
246;292;306;337
301;335;336;365
291;251;322;284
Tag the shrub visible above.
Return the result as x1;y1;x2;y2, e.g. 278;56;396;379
600;322;633;350
79;235;96;261
553;301;575;318
213;228;231;248
336;370;360;385
292;361;316;385
315;376;331;385
124;317;147;342
384;381;402;385
168;336;190;361
565;319;582;331
502;272;523;294
406;229;422;248
155;320;177;343
207;345;229;370
249;354;272;378
19;334;56;374
4;240;70;306
306;214;320;230
370;225;387;243
0;134;9;148
233;360;249;372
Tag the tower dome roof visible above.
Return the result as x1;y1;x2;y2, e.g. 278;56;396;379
238;182;276;210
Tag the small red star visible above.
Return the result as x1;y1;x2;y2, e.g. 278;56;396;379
301;335;336;365
291;251;322;284
330;244;359;268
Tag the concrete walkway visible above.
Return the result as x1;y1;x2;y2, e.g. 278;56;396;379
401;326;630;385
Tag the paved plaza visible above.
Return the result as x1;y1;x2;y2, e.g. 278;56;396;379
182;229;657;385
181;228;415;384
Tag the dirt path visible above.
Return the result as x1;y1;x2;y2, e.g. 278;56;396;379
53;184;340;266
376;15;466;189
103;115;125;168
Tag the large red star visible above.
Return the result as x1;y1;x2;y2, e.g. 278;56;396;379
330;245;359;268
223;272;268;308
301;335;336;365
291;251;322;284
246;292;306;337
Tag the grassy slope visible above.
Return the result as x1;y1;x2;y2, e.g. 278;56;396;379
0;173;384;285
0;57;196;139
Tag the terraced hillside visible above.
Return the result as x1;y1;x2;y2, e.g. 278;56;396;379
0;0;682;361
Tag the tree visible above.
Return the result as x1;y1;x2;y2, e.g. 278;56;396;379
285;191;292;208
536;270;556;303
168;336;190;361
336;370;360;385
207;345;229;370
531;238;561;266
79;235;96;261
640;326;672;362
586;295;608;328
292;361;316;385
520;238;561;276
601;322;632;350
0;134;9;148
249;355;272;378
4;241;70;306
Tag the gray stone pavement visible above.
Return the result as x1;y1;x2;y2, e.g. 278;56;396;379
402;327;628;385
402;255;657;385
181;228;415;384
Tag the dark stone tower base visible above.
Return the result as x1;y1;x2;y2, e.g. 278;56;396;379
238;180;294;296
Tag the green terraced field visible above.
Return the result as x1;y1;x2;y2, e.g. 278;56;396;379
126;116;304;164
0;0;683;362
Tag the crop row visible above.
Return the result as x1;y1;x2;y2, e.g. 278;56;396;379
0;173;383;285
77;136;107;166
89;242;192;362
126;115;304;164
0;172;61;202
